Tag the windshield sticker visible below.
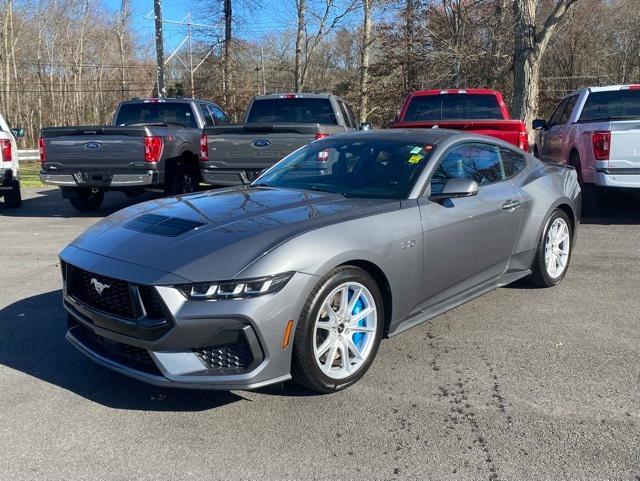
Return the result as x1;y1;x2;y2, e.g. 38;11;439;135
408;154;424;164
410;146;422;154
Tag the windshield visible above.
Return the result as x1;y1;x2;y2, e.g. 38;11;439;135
254;139;434;199
247;98;337;124
115;102;197;128
579;89;640;122
403;94;503;121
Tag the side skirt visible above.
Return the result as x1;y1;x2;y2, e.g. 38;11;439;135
387;269;531;338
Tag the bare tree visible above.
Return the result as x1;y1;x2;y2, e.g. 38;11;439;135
358;0;373;121
512;0;580;128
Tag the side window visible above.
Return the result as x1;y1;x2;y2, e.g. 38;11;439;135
548;97;568;127
199;104;215;126
345;103;358;128
558;95;578;125
430;143;505;195
337;100;354;128
210;105;230;124
500;147;527;178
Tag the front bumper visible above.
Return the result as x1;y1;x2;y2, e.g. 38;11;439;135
41;170;158;187
201;168;262;186
60;246;317;390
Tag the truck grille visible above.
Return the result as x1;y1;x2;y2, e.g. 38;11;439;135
67;266;135;319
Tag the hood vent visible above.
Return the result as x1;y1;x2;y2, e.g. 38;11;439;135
124;213;205;236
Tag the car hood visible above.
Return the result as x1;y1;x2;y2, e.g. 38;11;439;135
66;187;399;282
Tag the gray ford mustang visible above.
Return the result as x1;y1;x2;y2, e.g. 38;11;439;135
59;129;580;393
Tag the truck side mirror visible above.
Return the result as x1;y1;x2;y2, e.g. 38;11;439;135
532;119;547;130
359;122;372;131
10;127;25;138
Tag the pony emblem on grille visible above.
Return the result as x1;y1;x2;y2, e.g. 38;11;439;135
90;278;111;295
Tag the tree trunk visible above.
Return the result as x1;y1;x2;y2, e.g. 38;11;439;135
405;0;417;92
294;0;306;92
222;0;232;106
358;0;372;122
512;0;539;128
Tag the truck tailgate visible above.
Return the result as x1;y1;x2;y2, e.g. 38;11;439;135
610;121;640;170
205;123;319;169
392;119;528;149
41;127;147;170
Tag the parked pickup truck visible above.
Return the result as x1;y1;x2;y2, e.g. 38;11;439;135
533;84;640;215
201;93;359;185
40;98;230;211
0;113;23;208
392;89;529;151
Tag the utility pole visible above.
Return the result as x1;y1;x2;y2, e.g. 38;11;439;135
187;11;194;97
153;0;165;97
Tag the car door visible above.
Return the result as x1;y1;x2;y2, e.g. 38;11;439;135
540;95;578;164
417;142;524;309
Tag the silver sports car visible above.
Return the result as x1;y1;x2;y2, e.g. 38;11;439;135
59;129;580;393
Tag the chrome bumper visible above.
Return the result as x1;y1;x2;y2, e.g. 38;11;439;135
40;171;157;187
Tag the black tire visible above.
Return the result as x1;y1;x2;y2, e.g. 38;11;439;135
291;266;384;393
164;163;198;196
570;151;598;216
3;180;22;208
69;189;104;211
527;209;573;288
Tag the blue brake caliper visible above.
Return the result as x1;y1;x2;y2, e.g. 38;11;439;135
351;293;366;349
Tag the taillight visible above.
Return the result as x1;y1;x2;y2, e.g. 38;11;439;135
0;139;12;163
592;131;610;161
144;136;163;163
315;133;329;140
39;137;47;165
199;133;208;162
517;130;529;152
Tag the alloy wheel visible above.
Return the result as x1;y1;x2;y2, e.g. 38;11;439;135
544;217;570;279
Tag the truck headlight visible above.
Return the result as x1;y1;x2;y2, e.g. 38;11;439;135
176;272;294;300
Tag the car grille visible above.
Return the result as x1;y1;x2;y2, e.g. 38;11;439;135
69;322;162;376
193;341;254;373
67;265;135;319
138;285;166;319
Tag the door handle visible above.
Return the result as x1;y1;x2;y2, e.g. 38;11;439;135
502;200;521;211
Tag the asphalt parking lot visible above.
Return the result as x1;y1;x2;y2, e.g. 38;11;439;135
1;187;639;481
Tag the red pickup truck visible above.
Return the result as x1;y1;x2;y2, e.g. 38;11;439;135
392;89;529;151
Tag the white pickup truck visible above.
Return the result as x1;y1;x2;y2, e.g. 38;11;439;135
533;84;640;215
0;113;23;208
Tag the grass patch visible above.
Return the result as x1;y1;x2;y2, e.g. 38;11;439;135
19;161;43;188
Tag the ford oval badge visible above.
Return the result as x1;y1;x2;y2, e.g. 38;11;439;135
85;141;102;149
253;139;271;148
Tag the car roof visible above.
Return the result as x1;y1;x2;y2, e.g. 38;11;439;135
407;88;502;97
120;98;213;104
327;128;470;143
253;93;335;100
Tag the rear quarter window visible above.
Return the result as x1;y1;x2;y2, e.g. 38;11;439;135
500;147;527;178
247;98;337;125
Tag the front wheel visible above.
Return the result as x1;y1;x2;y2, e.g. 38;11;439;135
69;189;104;211
292;266;384;393
527;209;573;287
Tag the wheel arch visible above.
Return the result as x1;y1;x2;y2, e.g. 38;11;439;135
337;259;393;338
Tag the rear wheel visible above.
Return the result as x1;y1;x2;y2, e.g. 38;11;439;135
165;162;198;196
3;180;22;208
69;188;104;211
527;209;573;287
292;266;384;393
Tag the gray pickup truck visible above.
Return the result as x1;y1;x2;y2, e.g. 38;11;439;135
201;93;360;185
40;98;230;211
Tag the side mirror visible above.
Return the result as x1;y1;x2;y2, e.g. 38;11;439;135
359;122;372;131
532;119;547;130
430;178;479;201
11;127;24;138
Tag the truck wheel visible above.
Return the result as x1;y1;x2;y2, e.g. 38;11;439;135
570;151;598;216
165;165;198;196
3;180;22;208
69;189;104;211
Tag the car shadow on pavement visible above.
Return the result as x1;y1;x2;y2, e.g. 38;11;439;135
0;290;244;411
581;190;640;225
0;187;161;219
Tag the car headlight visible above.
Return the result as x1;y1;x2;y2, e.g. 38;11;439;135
176;272;294;300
